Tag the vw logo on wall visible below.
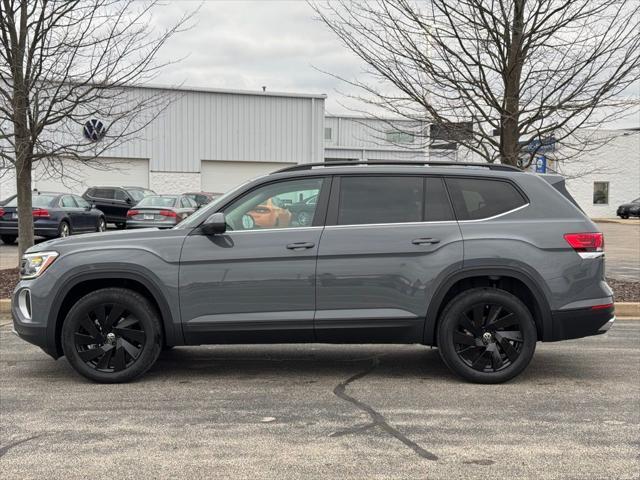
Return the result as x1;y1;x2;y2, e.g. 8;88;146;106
83;119;106;142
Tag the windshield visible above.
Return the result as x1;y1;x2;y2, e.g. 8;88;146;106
633;197;640;203
5;194;57;208
127;188;155;202
136;196;177;208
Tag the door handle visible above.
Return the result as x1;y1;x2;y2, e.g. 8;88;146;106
412;237;440;245
286;242;315;250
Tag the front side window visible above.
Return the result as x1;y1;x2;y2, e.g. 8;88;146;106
224;178;324;230
74;196;90;208
445;177;527;220
593;182;609;205
425;177;455;221
114;189;128;201
337;176;423;225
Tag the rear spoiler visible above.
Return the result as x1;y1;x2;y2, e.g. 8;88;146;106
538;174;583;211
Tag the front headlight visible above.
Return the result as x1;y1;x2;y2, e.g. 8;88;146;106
20;251;59;279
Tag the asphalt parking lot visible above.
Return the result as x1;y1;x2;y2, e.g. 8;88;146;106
1;317;638;479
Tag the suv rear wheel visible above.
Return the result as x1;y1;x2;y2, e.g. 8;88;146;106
61;288;163;383
437;288;537;384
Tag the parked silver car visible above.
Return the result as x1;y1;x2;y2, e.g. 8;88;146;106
126;194;198;229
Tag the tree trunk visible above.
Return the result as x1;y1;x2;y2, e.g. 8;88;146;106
15;150;34;263
500;0;526;167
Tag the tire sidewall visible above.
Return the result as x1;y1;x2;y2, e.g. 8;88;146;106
58;221;71;237
61;288;163;383
437;288;537;384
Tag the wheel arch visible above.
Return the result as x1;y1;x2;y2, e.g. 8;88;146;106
424;267;553;345
47;270;180;358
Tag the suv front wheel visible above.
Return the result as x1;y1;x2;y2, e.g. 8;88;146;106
437;288;537;384
61;288;163;383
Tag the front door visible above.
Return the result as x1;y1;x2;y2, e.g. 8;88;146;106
315;175;463;343
179;176;328;344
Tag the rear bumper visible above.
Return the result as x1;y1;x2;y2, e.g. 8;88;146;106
548;305;615;341
0;223;59;237
126;220;176;229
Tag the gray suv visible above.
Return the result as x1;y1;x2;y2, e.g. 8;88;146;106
11;161;614;384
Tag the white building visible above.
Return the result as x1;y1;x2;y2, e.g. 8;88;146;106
1;84;638;218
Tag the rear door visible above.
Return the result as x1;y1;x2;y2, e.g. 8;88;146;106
315;175;463;342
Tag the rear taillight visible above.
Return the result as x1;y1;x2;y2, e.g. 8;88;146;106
32;208;50;218
0;208;4;217
563;232;604;252
127;209;139;217
159;210;177;218
590;303;613;311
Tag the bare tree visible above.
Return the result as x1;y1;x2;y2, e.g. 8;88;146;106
0;0;194;259
313;0;640;167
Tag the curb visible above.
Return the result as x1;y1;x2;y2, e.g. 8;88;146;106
592;218;640;225
616;302;640;318
1;298;638;318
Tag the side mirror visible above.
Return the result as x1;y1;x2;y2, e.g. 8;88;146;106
201;212;227;235
125;197;132;205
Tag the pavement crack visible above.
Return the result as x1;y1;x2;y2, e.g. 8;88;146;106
0;435;41;459
331;358;438;461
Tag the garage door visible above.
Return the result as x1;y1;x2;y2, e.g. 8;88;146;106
201;160;295;194
32;158;149;195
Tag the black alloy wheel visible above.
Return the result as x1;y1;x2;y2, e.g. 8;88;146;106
437;288;537;384
73;304;146;372
62;288;162;383
453;303;524;373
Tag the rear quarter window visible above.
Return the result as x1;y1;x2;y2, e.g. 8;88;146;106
445;177;527;220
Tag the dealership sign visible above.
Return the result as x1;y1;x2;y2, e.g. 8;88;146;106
83;119;106;142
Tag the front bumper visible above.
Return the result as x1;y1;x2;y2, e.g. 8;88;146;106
11;283;60;358
548;305;615;341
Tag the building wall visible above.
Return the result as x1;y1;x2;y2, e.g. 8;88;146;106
149;171;201;195
324;116;427;162
559;130;640;218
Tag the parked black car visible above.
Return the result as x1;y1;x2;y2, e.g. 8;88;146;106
287;193;318;226
183;192;221;207
83;186;155;228
616;197;640;219
0;192;106;244
126;194;198;229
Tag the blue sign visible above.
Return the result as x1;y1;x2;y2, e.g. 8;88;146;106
535;156;547;173
523;136;556;153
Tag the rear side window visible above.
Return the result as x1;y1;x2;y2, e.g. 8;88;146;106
60;196;77;208
445;177;527;220
93;188;114;199
338;176;423;225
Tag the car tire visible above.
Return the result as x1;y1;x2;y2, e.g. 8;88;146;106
1;234;16;245
61;288;163;383
619;214;629;219
437;287;537;384
58;220;71;238
96;217;106;232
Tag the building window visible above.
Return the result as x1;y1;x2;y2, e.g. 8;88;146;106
324;127;332;141
386;130;414;144
593;182;609;205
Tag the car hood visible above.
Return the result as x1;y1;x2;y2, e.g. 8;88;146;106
618;203;640;209
26;227;190;254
